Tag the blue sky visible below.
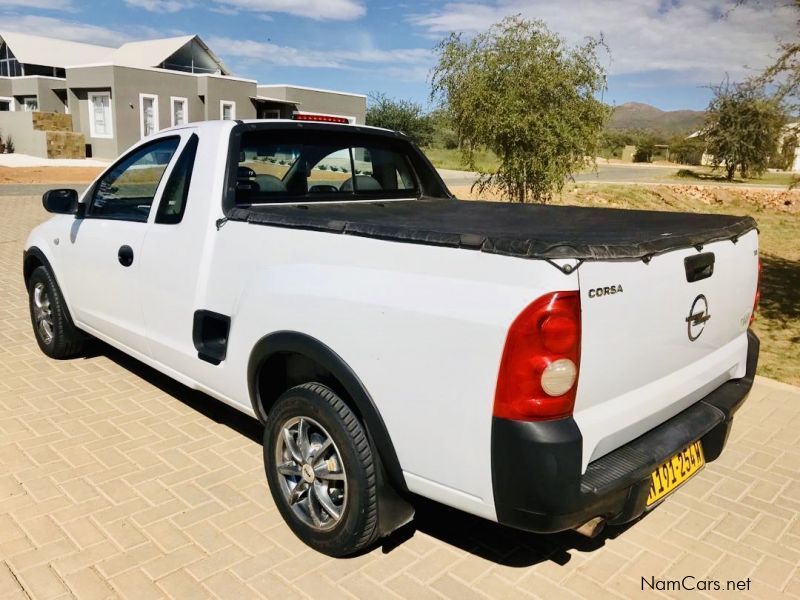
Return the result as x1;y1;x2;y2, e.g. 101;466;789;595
0;0;795;111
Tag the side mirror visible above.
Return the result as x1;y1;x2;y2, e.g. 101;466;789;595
42;189;80;216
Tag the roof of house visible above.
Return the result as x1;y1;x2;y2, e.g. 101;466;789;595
0;31;230;75
0;31;111;69
112;35;230;75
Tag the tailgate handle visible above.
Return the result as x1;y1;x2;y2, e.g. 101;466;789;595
684;252;715;282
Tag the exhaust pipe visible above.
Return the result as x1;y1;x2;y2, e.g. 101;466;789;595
574;516;605;538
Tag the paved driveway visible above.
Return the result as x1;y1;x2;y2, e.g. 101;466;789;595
1;195;799;599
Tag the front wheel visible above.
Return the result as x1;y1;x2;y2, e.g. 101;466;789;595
27;265;84;359
264;383;379;556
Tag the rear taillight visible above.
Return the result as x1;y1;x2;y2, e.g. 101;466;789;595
493;291;581;421
749;257;762;326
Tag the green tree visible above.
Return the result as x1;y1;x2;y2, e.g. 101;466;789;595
430;15;609;203
747;0;800;107
598;130;634;159
365;93;433;146
668;135;705;166
704;82;785;180
633;133;658;163
427;108;459;149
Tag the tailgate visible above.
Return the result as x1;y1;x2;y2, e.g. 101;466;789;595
574;229;759;471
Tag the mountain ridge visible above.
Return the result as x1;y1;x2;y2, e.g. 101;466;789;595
608;102;705;135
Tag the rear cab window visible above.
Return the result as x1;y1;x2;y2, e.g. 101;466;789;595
231;128;426;206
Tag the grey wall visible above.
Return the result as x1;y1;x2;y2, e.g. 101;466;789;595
71;87;116;159
258;85;366;124
109;66;207;154
66;66;258;158
0;111;47;155
0;76;67;112
199;75;256;121
67;65;117;158
0;78;10;102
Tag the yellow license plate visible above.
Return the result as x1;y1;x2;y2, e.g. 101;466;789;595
646;440;705;507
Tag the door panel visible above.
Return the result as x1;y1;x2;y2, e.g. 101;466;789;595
60;136;181;355
63;219;150;353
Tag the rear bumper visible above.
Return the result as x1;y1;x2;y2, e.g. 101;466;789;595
491;330;759;533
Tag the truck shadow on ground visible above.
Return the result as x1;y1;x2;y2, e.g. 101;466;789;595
95;342;638;568
759;253;800;339
381;498;638;568
94;342;264;445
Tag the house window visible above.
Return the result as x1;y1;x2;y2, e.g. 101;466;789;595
140;94;159;138
220;100;235;121
0;42;21;77
0;97;12;112
261;109;280;119
23;97;39;112
88;92;113;139
171;97;188;127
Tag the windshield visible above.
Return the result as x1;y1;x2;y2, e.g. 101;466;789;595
234;130;423;204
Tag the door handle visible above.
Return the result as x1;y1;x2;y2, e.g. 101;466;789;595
118;245;134;267
684;252;714;282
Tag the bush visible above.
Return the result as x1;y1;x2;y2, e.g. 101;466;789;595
5;135;14;154
599;130;635;159
669;136;705;165
366;92;434;146
633;143;655;163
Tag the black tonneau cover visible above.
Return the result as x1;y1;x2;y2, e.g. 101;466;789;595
226;198;757;261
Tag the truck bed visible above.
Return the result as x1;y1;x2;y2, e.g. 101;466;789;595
227;198;757;261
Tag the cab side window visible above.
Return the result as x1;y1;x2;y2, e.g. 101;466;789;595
156;134;198;224
90;137;180;222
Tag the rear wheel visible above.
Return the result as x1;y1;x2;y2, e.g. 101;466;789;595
264;383;379;556
28;265;84;359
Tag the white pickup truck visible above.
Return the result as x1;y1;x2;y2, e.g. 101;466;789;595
25;118;760;557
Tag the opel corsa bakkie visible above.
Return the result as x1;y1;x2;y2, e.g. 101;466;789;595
24;119;760;556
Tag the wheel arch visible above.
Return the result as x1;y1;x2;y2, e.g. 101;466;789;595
248;330;408;495
23;246;51;288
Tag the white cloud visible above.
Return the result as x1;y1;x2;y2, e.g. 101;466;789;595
0;0;72;9
124;0;189;13
208;36;430;70
408;0;797;83
0;15;158;46
211;0;366;21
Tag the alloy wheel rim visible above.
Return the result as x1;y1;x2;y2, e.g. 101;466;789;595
33;282;54;345
274;416;347;531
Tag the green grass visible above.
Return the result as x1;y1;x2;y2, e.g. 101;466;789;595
422;146;499;173
673;168;797;187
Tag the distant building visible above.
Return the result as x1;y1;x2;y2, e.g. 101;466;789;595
687;125;800;171
0;32;366;159
778;122;800;172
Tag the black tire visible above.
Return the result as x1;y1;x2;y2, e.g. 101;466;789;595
27;265;85;359
264;383;379;557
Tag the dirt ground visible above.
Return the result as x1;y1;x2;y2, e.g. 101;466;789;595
0;166;104;184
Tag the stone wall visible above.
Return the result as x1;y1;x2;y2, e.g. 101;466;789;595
46;131;85;159
33;112;73;132
0;111;85;158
